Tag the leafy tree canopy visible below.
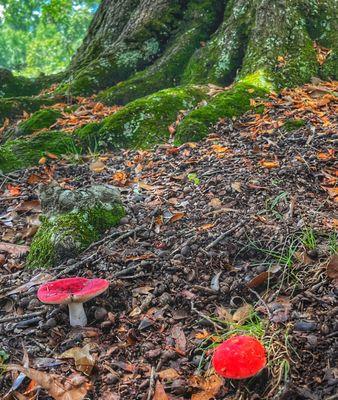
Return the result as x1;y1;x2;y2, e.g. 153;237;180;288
0;0;99;76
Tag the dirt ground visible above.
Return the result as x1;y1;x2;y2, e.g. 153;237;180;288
0;83;337;399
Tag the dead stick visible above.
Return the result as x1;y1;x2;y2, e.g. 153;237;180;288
147;366;156;400
205;220;246;250
0;310;45;324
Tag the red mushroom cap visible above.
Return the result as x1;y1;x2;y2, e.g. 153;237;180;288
212;335;266;379
37;277;110;304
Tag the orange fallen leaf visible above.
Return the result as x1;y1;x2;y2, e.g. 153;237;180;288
46;152;58;160
153;380;169;400
211;144;229;154
322;186;338;202
158;368;180;381
169;213;185;223
259;160;280;169
39;157;47;165
6;184;21;196
189;373;224;400
317;149;335;160
112;171;128;186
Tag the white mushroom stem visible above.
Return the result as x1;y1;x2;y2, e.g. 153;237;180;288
68;302;87;327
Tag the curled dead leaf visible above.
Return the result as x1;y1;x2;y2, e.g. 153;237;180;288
59;344;96;376
232;304;253;324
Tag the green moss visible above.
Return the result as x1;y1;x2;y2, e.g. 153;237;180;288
96;85;210;149
27;204;125;268
0;131;79;173
0;96;59;125
75;122;102;150
94;0;223;104
17;109;62;136
175;76;269;144
283;118;306;131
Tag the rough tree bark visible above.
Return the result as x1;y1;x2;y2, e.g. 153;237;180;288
0;0;337;172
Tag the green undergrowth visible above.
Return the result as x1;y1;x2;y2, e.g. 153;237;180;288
27;204;125;269
283;118;306;131
17;109;62;136
0;131;78;173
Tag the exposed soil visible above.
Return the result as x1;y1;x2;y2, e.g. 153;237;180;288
0;83;337;400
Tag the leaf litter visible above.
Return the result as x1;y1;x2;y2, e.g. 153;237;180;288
0;80;337;400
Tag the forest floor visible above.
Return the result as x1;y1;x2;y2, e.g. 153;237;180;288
0;82;337;400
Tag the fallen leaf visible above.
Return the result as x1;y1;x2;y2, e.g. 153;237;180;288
153;380;169;400
59;344;96;376
322;186;338;202
317;149;335;160
138;182;155;191
0;242;29;257
158;368;180;381
215;306;233;323
232;304;253;324
39;157;47;165
6;365;90;400
231;181;242;193
171;325;187;355
190;373;224;400
326;254;338;283
247;271;270;288
6;184;21;197
195;330;211;340
13;200;41;212
46;152;58;160
211;144;229;154
112;171;128;186
89;160;106;173
259;160;280;169
209;198;222;209
169;212;185;223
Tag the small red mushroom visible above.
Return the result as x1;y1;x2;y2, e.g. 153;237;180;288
212;335;266;379
37;277;109;327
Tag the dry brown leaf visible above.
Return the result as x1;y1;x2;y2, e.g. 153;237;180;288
259;160;280;169
6;184;21;197
211;144;229;154
153;380;169;400
190;373;224;400
46;152;58;160
6;365;90;400
59;344;96;376
0;242;29;257
158;368;180;381
195;330;211;340
89;160;105;173
138;182;155;191
322;186;338;202
13;200;41;212
232;304;253;324
39;157;47;165
247;271;270;288
326;255;338;283
317;149;335;160
169;213;185;223
197;223;215;232
231;181;242;193
208;198;222;209
112;171;128;186
171;325;187;355
215;306;233;323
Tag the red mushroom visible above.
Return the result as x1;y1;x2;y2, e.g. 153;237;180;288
37;277;109;327
212;335;266;379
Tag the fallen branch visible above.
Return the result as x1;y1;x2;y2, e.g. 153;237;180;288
205;220;246;250
0;310;45;324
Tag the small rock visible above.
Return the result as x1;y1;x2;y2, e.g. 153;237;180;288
94;307;108;321
181;246;191;257
27;298;41;311
119;217;129;225
45;318;57;328
294;320;317;332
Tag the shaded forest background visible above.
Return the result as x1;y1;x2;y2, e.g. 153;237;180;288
0;0;99;76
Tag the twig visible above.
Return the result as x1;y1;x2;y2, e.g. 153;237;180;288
205;220;246;250
191;302;224;330
0;310;45;324
147;366;156;400
248;288;272;319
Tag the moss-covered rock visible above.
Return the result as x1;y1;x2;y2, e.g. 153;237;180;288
27;185;125;268
0;131;78;173
93;85;211;149
174;73;270;144
17;109;62;136
0;96;61;126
